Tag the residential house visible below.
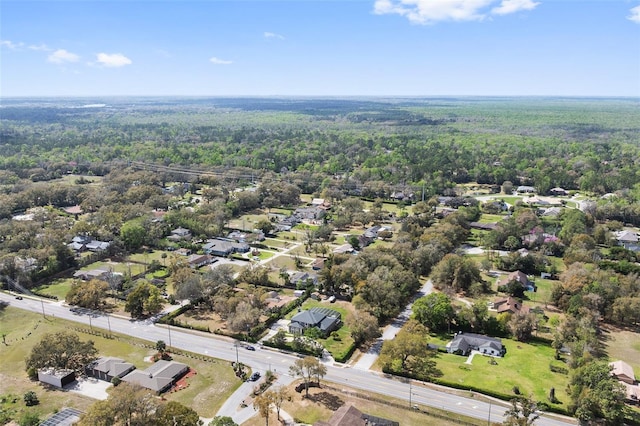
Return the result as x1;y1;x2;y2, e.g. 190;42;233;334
186;254;213;268
610;360;640;404
312;258;325;270
610;360;636;385
175;248;192;256
202;238;250;257
294;206;326;221
469;222;498;231
498;270;535;292
289;271;318;287
516;186;536;194
85;240;111;252
615;230;639;252
289;307;341;336
314;404;399;426
86;357;136;382
448;332;505;357
492;296;530;315
73;268;122;282
549;187;568;196
333;243;354;254
168;227;192;242
121;360;188;394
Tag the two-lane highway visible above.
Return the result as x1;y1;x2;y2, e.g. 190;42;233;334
1;293;576;425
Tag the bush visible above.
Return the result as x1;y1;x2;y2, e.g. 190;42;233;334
26;367;38;381
23;391;38;406
111;376;122;386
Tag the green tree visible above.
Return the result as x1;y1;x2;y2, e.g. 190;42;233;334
508;313;537;342
66;279;109;309
25;331;98;374
346;310;380;346
209;416;238;426
155;401;202;426
431;254;483;294
569;361;626;425
503;395;540;425
120;218;147;251
289;356;327;398
253;392;274;426
412;292;454;332
125;282;164;318
379;320;438;380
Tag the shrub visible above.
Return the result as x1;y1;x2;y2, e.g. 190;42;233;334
111;376;122;386
23;391;38;406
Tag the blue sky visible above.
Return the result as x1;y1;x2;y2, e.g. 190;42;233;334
1;0;639;97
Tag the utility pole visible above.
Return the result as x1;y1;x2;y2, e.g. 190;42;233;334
488;400;492;425
168;323;172;348
40;298;46;319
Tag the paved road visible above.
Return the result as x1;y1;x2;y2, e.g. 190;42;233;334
0;293;576;426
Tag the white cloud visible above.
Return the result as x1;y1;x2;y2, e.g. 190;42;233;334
492;0;539;15
96;53;132;67
48;49;79;64
1;39;24;50
628;5;640;23
264;32;285;40
209;56;233;65
373;0;538;24
29;44;51;51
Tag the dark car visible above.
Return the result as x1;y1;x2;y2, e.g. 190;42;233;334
15;296;23;300
249;372;260;381
244;345;256;351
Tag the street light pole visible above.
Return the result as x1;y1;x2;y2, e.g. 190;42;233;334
40;298;46;319
488;401;492;425
409;380;412;408
106;314;112;336
168;323;172;349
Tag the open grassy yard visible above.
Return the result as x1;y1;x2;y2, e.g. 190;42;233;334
78;260;146;277
478;214;505;223
0;305;240;421
602;325;640;373
33;278;74;300
242;380;498;426
432;338;570;412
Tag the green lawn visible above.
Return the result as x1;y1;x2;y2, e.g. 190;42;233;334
0;305;241;421
433;338;570;411
478;214;505;223
33;278;74;300
79;261;146;276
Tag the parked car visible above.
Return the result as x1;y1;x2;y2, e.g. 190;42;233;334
249;372;260;381
244;345;256;351
15;296;23;300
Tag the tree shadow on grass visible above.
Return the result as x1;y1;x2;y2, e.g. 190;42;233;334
307;391;344;411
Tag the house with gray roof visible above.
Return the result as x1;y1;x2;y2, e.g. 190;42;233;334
202;238;250;257
448;332;505;357
86;357;136;382
121;360;188;394
289;307;341;336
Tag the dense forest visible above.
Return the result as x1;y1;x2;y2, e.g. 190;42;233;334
1;97;639;189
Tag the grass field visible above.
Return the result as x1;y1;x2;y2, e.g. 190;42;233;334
602;325;640;373
0;305;241;422
33;278;74;300
242;380;500;426
432;338;570;411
